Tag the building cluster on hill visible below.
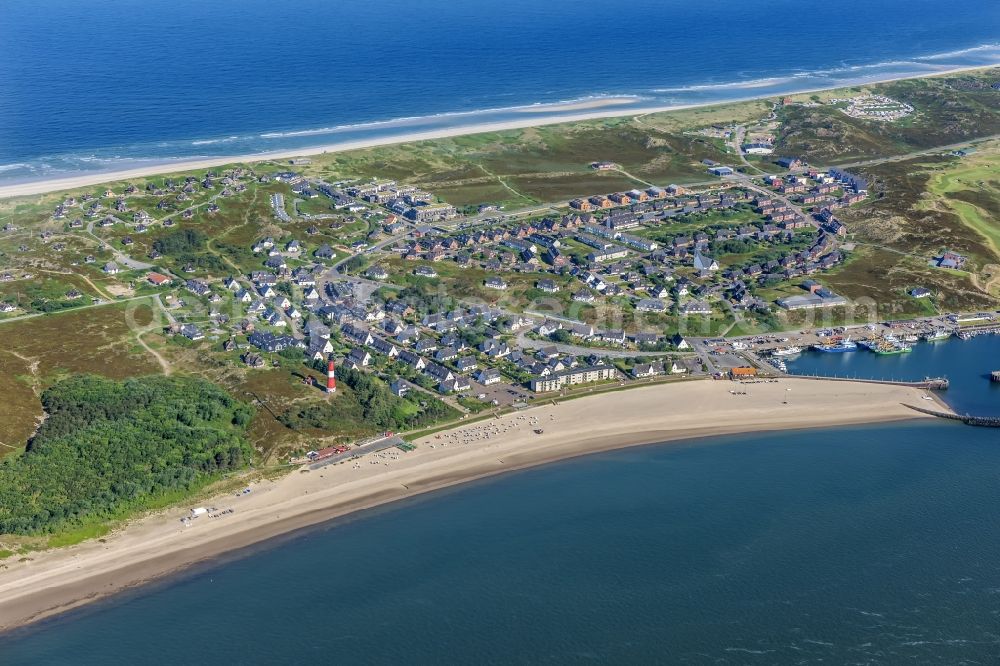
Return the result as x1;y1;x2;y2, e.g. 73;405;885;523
36;143;883;406
344;179;457;222
832;94;914;121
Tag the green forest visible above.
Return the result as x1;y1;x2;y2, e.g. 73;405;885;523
0;375;254;535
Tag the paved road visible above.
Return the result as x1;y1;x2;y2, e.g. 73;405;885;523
85;220;155;270
153;294;177;327
514;330;681;359
831;133;1000;170
689;338;720;374
313;128;1000;364
730;126;765;175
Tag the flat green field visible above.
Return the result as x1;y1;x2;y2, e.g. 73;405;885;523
302;115;731;202
924;148;1000;254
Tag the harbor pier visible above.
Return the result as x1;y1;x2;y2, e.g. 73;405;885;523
794;375;949;390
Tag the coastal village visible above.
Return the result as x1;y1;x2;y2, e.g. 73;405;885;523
7;160;868;394
1;47;1000;646
1;78;998;471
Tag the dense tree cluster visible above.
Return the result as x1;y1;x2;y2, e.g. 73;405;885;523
339;255;368;274
29;299;82;314
152;228;206;256
151;228;227;272
280;366;456;432
0;375;254;535
552;329;574;344
711;238;755;255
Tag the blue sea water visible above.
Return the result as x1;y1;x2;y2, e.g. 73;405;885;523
2;338;999;663
786;334;1000;416
1;0;999;183
3;5;1000;661
5;421;1000;664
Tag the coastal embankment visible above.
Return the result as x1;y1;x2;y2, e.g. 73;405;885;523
0;377;943;633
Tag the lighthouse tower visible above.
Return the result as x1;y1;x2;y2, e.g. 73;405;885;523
326;356;337;394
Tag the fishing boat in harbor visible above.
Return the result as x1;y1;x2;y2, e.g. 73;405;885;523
877;344;912;355
771;346;802;357
766;357;788;372
859;336;912;355
812;337;858;353
923;329;951;342
956;323;1000;340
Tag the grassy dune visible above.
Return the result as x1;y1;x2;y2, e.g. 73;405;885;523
926;148;1000;254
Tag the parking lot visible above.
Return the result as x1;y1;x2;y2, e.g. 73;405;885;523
467;380;533;406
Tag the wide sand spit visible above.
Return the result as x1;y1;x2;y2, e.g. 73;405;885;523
0;377;945;632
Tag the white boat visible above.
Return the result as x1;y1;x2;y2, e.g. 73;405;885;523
923;329;951;342
767;357;788;372
772;346;802;357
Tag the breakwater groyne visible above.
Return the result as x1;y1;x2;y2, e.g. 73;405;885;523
904;403;1000;427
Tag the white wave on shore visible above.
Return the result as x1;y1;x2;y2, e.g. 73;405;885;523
651;43;1000;94
256;95;643;139
190;136;242;146
1;42;998;189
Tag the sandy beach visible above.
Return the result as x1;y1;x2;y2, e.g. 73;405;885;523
0;65;993;201
512;97;642;113
0;377;944;633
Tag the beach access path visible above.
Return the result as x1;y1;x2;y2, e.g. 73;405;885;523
0;377;942;633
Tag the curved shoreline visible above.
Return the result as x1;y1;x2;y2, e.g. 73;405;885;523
0;378;945;634
1;64;997;200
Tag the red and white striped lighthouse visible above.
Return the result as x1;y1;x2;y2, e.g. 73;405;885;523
326;356;337;393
